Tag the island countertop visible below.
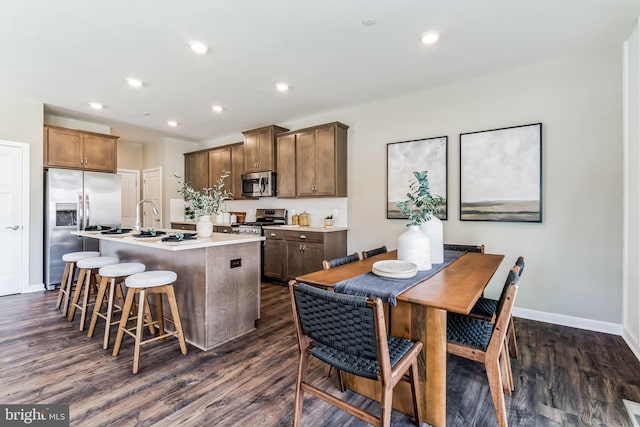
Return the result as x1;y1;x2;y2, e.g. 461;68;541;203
74;228;264;251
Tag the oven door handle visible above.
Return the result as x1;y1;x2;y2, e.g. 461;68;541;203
259;177;266;195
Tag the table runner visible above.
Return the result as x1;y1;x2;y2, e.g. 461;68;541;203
333;250;466;305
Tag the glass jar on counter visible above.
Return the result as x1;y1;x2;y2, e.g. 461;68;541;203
292;214;299;225
299;211;310;226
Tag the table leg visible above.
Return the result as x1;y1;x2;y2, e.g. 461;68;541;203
424;306;446;427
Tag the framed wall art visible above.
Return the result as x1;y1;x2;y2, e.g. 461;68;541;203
387;136;448;220
459;123;542;222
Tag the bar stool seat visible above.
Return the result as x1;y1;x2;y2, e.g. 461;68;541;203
67;256;119;331
87;263;146;350
56;251;100;316
112;270;187;374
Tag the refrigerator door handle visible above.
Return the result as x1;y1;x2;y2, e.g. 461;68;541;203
85;192;90;230
77;192;84;232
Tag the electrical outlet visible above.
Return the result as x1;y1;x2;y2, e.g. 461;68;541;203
230;258;241;268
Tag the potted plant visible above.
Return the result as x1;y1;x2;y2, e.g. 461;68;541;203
324;214;334;227
175;171;232;237
396;171;446;268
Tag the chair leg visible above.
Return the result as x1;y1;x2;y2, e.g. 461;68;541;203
56;262;71;310
112;289;136;357
78;270;94;332
67;268;87;322
507;316;519;359
485;358;508;427
132;289;146;374
380;386;393;427
87;276;109;338
165;285;187;355
499;344;512;395
409;360;422;426
102;277;118;350
61;263;75;317
292;351;309;427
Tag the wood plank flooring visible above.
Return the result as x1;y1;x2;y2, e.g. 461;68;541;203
1;283;639;426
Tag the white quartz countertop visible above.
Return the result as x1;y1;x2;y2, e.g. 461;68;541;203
169;220;234;227
73;228;264;251
262;225;348;232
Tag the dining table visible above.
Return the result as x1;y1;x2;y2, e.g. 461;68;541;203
295;249;504;427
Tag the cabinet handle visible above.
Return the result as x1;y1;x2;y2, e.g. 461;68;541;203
302;244;306;252
80;158;84;165
270;233;276;237
84;158;88;165
299;235;306;239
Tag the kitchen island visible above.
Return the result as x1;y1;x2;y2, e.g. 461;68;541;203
76;229;265;351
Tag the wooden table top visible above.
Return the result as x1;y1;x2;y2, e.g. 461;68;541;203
295;250;505;314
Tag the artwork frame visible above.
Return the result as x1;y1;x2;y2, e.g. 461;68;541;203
387;136;448;220
459;123;542;222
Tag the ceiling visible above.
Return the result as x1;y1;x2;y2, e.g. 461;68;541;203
1;1;639;143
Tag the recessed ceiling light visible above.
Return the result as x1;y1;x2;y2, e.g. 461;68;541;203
167;120;178;127
276;82;289;92
421;32;440;45
212;105;223;113
88;102;103;110
190;41;208;54
126;78;143;88
362;18;375;26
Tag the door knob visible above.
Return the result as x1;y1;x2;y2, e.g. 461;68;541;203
4;225;20;230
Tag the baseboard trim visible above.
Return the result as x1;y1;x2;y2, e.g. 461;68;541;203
623;329;640;363
512;307;623;335
25;283;46;294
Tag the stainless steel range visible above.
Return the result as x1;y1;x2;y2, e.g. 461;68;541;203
232;208;287;235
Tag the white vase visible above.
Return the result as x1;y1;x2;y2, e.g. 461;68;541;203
420;216;444;264
397;225;432;271
196;215;213;238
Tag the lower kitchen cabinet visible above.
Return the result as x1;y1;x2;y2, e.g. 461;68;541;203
263;228;347;281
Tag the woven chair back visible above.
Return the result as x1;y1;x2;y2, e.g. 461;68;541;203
327;252;360;269
293;283;379;362
362;245;388;259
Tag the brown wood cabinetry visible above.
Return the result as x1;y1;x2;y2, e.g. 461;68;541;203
214;225;233;234
184;142;244;199
276;122;348;198
242;125;288;172
44;125;118;172
263;228;347;281
171;222;197;231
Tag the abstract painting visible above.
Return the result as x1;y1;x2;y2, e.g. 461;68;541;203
460;123;542;222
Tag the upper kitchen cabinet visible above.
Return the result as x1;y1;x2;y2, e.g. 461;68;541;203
275;133;296;198
44;125;118;173
208;146;231;190
295;122;348;198
230;143;245;200
184;150;209;193
242;124;289;173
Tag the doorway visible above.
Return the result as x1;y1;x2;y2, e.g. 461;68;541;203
0;140;29;296
142;167;162;228
117;169;140;227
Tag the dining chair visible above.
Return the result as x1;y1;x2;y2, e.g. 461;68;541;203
322;252;360;270
289;281;423;427
446;266;520;427
443;243;485;253
470;256;525;359
362;245;388;259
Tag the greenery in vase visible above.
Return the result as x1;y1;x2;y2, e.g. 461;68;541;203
396;170;445;225
174;171;232;217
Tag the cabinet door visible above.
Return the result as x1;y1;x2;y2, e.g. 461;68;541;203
209;147;231;190
285;241;305;280
257;128;274;171
244;131;259;172
302;243;324;274
263;239;284;279
295;130;317;197
230;143;245;200
44;127;83;169
276;134;296;197
83;134;117;172
314;126;336;196
184;152;209;193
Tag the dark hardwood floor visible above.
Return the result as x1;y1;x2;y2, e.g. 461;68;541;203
1;283;639;426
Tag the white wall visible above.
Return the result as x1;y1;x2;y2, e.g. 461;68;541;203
0;94;44;289
624;19;640;359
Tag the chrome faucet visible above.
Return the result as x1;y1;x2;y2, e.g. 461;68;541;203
134;199;159;233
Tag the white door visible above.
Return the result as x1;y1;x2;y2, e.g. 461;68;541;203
142;167;162;228
0;141;28;296
118;169;139;227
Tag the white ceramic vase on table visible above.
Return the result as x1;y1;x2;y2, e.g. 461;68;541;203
397;225;432;271
420;215;444;264
196;215;214;238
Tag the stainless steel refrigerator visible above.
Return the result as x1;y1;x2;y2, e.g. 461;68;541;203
44;168;122;289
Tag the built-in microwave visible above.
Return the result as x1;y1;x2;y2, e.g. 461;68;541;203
241;171;277;198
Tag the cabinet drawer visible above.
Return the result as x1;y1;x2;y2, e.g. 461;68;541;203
216;226;233;234
171;222;196;231
264;229;283;240
283;230;324;243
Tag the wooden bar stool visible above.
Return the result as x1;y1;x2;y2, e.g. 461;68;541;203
87;262;146;350
55;251;100;316
112;270;188;374
67;256;119;331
